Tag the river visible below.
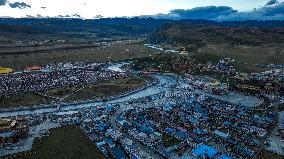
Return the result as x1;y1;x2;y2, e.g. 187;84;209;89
0;73;177;118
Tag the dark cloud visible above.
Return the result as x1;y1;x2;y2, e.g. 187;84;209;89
141;2;284;21
72;14;82;18
9;2;31;9
0;0;7;5
94;15;103;19
266;0;279;6
56;14;82;19
25;14;45;18
144;6;237;20
217;2;284;21
57;15;71;18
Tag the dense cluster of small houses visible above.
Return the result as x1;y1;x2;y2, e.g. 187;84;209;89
113;91;275;158
0;59;283;158
0;63;128;96
1;89;272;158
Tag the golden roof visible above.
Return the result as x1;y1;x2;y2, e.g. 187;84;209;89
0;67;14;74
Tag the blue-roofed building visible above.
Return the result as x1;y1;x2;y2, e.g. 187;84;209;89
219;154;232;159
116;116;124;121
252;138;261;146
166;144;179;152
224;121;232;127
140;126;153;134
110;147;128;159
106;104;114;111
187;96;195;103
137;116;144;121
175;131;188;140
239;111;246;116
189;116;198;124
117;119;131;129
165;127;175;135
184;97;195;106
106;138;115;148
97;123;110;131
131;155;139;159
192;145;218;158
213;130;230;139
235;145;254;158
163;104;173;111
136;123;154;134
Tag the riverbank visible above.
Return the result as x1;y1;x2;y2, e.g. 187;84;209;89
0;73;161;118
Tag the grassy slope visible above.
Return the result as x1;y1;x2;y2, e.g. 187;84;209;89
148;23;284;73
0;92;51;108
3;126;105;159
65;76;147;101
0;76;147;109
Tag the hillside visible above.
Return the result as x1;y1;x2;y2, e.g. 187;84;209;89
146;22;284;72
1;18;284;42
0;18;171;42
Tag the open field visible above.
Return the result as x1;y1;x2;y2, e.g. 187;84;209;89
198;44;284;64
190;45;281;74
0;40;157;70
0;76;149;109
232;63;269;74
0;93;52;109
197;44;283;73
51;76;149;102
1;126;105;159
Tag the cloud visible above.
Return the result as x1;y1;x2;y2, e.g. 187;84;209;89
217;2;284;21
266;0;279;6
9;2;31;9
94;15;103;19
56;14;82;19
73;14;82;18
141;2;284;21
25;14;46;18
143;6;237;20
0;0;7;5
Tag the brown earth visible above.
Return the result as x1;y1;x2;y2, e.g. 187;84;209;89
0;40;158;70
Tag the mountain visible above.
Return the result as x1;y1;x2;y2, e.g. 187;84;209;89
0;18;173;41
1;18;284;41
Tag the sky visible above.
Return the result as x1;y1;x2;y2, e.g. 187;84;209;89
0;0;284;20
